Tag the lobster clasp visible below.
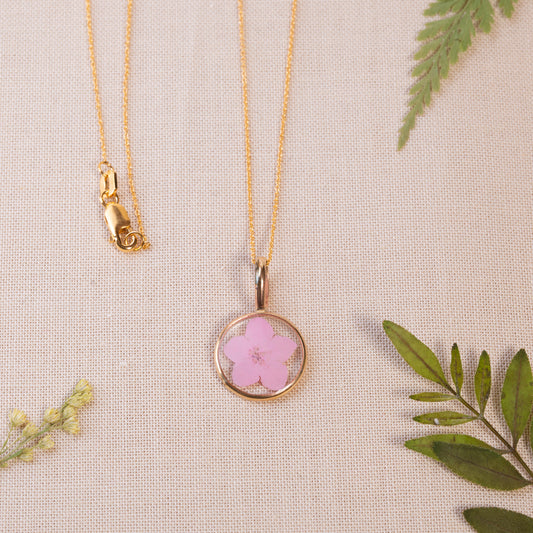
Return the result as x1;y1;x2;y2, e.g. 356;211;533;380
98;163;144;252
103;202;144;252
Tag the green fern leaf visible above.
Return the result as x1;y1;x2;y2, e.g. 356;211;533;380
498;0;518;17
425;1;458;17
429;65;440;92
414;39;442;61
474;0;495;32
439;50;450;78
458;14;475;51
418;17;456;40
412;58;435;78
409;79;428;95
449;39;461;64
398;0;520;150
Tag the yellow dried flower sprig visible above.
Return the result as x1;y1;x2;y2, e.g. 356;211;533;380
0;380;92;468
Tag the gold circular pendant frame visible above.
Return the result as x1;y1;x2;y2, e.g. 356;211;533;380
214;310;307;401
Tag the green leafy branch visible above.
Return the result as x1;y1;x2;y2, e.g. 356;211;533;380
0;380;92;468
384;321;533;532
398;0;520;149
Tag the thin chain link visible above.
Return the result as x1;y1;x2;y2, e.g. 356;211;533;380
85;0;107;163
122;0;148;244
237;0;298;265
85;0;149;247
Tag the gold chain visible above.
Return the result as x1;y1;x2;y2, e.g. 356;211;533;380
85;0;149;249
238;0;298;265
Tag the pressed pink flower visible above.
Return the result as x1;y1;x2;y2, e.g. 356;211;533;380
223;317;297;390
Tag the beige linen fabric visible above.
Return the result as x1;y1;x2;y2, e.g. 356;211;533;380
1;1;533;531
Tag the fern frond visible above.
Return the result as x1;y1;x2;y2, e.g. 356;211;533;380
398;0;519;149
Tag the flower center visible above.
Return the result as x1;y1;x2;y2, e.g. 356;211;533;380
249;346;266;365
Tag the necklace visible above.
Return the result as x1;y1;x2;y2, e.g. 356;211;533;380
214;0;306;400
85;0;149;252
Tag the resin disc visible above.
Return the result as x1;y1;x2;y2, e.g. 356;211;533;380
214;311;306;400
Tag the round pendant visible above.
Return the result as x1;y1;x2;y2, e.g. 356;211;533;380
215;310;306;400
214;258;307;400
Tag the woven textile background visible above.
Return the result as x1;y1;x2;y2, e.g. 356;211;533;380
1;1;533;531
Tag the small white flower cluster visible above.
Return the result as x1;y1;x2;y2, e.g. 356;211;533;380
0;380;93;467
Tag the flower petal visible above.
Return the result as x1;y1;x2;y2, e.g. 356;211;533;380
232;361;260;388
267;335;298;362
245;317;274;346
260;361;289;391
223;335;252;363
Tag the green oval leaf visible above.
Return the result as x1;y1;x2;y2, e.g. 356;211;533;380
450;343;463;394
529;414;533;456
433;443;531;490
410;392;456;402
414;411;476;426
383;321;449;388
464;507;533;533
501;349;533;448
405;434;496;461
475;351;491;414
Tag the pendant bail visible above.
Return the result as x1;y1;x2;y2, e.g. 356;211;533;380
255;257;269;310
